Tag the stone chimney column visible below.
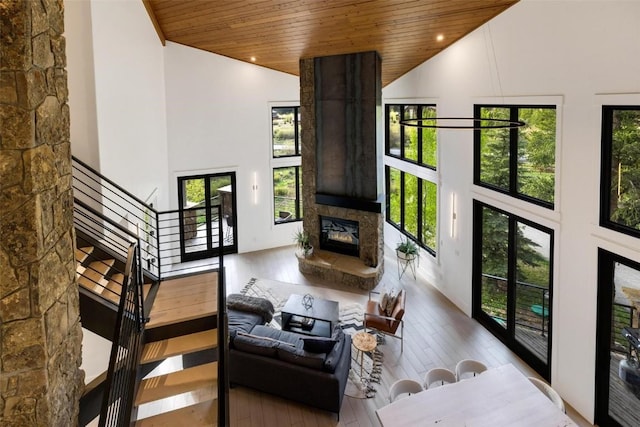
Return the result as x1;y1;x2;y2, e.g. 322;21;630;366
1;1;84;426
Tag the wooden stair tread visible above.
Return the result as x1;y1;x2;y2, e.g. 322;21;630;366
101;273;123;304
135;398;218;426
77;259;114;294
75;246;94;264
141;329;218;364
135;362;218;405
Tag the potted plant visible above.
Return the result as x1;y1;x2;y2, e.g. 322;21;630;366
293;228;313;258
396;237;418;261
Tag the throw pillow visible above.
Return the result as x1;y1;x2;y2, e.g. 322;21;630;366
379;291;390;313
302;337;337;353
385;288;399;316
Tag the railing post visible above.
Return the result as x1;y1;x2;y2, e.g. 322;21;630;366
154;209;161;278
217;204;229;426
541;289;547;337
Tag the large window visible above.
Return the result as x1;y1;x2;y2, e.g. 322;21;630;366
386;104;437;169
473;201;554;378
600;106;640;237
271;106;302;223
474;105;556;208
385;103;438;255
386;166;437;254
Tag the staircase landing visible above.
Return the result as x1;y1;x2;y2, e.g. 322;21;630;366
146;272;218;329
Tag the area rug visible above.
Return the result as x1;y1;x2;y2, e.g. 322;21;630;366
240;277;383;398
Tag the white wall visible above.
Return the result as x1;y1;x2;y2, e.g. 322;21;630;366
85;0;169;209
383;0;640;422
65;0;100;169
163;43;300;252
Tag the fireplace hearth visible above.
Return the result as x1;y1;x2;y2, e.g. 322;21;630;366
320;216;359;257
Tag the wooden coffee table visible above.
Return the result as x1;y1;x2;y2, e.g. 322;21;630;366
281;294;339;338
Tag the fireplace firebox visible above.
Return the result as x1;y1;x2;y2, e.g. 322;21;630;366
320;216;359;257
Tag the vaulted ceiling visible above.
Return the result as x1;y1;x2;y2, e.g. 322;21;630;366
143;0;518;87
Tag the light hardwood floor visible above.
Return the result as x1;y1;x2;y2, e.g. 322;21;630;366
222;244;594;427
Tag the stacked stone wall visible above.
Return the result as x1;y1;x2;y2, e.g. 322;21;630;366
1;1;83;425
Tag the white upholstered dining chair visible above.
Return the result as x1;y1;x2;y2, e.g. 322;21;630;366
528;377;566;413
388;379;423;403
455;359;487;381
424;367;456;389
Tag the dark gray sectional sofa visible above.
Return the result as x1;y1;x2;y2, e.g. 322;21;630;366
227;306;352;417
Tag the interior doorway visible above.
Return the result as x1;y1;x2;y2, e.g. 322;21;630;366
177;172;237;262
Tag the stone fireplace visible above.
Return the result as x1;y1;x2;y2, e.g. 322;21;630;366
298;51;384;289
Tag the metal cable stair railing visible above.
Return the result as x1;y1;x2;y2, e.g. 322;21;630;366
72;156;160;281
72;156;228;426
99;242;144;427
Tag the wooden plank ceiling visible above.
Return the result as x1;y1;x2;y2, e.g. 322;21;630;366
144;0;519;87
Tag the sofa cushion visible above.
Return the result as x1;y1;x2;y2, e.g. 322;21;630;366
251;325;300;346
277;341;326;370
303;336;337;353
232;332;279;357
323;329;345;373
228;309;264;336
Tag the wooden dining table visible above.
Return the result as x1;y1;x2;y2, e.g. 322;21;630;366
376;364;577;427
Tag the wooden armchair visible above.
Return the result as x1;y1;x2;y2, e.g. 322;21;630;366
364;289;406;352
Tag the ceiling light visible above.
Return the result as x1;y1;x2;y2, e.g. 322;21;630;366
436;34;444;42
250;56;256;62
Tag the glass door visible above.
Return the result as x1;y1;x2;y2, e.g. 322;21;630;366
596;249;640;427
473;201;553;378
178;172;236;262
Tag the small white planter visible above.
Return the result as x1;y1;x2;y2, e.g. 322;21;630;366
396;249;417;261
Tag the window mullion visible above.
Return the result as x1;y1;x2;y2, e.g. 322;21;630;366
417;177;423;245
509;107;519;195
506;215;517;336
400;171;406;231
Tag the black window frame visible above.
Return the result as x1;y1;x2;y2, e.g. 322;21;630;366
271;106;301;158
472;199;554;379
473;104;557;210
271;105;302;225
385;103;437;170
385;165;437;256
599;105;640;239
272;165;303;224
